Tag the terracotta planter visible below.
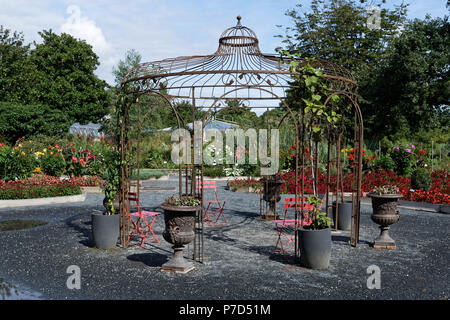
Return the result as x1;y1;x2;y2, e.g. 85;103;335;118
159;203;201;274
367;193;402;249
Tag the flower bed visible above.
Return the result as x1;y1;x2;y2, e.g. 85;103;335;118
227;169;449;205
0;174;86;200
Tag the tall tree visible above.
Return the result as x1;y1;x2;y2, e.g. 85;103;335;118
112;48;141;88
30;30;110;126
363;16;450;140
0;26;36;104
278;0;408;73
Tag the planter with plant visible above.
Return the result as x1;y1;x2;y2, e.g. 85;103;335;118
91;148;120;250
298;195;332;270
159;195;201;273
367;185;402;249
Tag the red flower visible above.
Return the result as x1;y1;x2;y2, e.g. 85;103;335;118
80;158;86;165
72;156;78;163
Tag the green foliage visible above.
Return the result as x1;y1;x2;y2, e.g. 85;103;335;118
411;168;432;191
0;102;69;143
102;147;121;215
362;16;450;140
39;148;66;177
165;195;200;207
0;26;36;104
30;30;110;127
304;195;331;230
203;165;226;178
370;185;400;195
279;0;407;72
373;153;395;171
112;49;142;87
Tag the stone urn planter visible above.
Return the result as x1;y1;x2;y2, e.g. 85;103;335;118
367;189;402;250
159;196;201;274
260;175;285;220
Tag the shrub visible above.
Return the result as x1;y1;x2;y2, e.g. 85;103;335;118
373;153;395;171
411;168;431;191
203;165;225;177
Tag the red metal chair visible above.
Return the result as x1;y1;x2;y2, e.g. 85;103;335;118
197;180;227;226
125;192;161;246
273;197;318;256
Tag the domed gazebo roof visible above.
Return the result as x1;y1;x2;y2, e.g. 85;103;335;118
121;16;356;108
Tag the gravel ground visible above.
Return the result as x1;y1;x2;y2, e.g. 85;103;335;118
0;179;448;301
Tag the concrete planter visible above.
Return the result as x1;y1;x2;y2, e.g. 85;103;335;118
91;213;120;249
331;201;352;231
298;227;331;270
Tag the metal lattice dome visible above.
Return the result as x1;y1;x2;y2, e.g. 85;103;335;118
122;16;356;108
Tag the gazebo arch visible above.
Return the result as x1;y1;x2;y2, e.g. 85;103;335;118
118;16;363;261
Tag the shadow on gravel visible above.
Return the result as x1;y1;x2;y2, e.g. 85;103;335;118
127;252;168;267
332;235;372;246
65;215;95;248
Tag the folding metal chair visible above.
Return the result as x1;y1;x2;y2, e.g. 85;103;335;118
125;192;161;246
197;180;227;226
273;197;315;256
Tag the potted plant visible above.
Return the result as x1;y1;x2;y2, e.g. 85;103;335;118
367;185;402;249
298;195;332;270
91;149;120;250
159;195;201;273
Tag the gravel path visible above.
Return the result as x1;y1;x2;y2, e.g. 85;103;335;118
0;179;448;300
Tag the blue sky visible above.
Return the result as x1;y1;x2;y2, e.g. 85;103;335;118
0;0;447;85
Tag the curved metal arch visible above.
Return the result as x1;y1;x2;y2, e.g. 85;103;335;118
322;90;363;247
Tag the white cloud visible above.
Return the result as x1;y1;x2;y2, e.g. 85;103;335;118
59;4;120;84
60;5;111;55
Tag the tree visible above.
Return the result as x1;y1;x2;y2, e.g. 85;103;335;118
362;16;450;140
0;102;69;143
0;26;36;104
112;49;142;87
30;30;110;126
278;0;407;73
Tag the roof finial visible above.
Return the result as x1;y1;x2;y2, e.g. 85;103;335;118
237;15;242;25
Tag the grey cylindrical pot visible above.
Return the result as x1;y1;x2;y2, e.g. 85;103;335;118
91;213;120;249
298;227;331;270
332;201;352;231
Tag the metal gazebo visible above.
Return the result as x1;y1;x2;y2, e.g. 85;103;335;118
118;16;364;263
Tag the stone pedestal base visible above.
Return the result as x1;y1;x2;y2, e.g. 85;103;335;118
161;245;194;274
372;226;397;250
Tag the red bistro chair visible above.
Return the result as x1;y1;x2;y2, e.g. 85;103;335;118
125;192;161;246
273;197;317;256
197;180;227;226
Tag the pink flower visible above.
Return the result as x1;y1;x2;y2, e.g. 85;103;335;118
72;156;78;163
405;149;411;153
